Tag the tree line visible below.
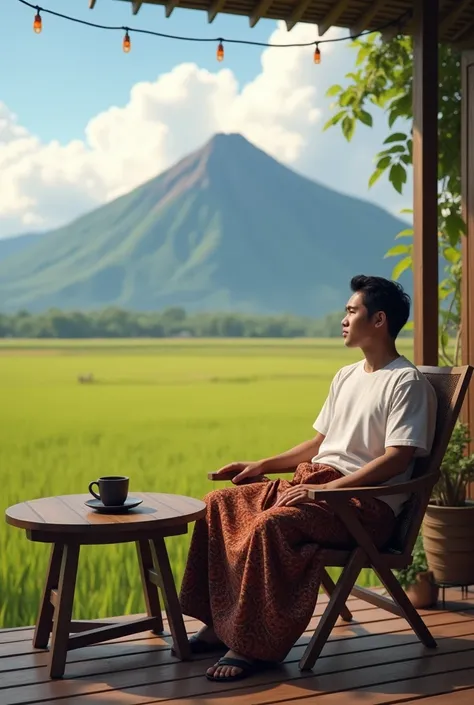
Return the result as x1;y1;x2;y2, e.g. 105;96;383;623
0;307;354;339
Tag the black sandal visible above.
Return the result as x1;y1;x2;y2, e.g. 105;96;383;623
206;656;260;682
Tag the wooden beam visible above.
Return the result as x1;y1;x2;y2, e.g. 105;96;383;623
208;0;226;23
318;0;351;37
88;0;97;8
286;0;312;32
440;0;471;35
412;0;439;366
461;50;474;465
249;0;273;28
350;0;389;37
131;0;143;13
165;0;180;17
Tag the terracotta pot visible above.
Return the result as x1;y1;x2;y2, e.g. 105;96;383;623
405;571;439;609
422;501;474;585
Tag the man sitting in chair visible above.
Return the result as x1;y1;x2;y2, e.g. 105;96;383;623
179;274;438;683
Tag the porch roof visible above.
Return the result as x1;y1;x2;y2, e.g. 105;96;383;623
111;0;474;45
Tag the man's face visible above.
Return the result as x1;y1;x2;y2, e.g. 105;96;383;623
341;292;382;348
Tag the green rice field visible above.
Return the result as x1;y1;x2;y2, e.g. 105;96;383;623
0;338;413;629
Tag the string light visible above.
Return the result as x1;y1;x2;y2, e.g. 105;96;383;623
18;0;410;64
33;7;42;33
123;29;131;52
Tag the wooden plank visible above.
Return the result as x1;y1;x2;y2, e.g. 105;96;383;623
317;0;351;37
208;0;226;23
249;0;273;28
440;0;472;35
2;612;473;691
132;0;144;13
6;636;474;705
350;0;389;36
286;0;312;32
165;0;180;17
404;688;474;705
0;596;469;658
413;0;439;366
88;0;97;8
461;51;474;465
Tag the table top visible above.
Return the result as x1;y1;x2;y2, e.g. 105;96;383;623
5;492;206;535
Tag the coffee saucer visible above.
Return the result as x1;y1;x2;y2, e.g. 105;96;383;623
85;497;143;514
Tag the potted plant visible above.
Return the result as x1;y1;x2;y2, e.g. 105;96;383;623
396;533;439;608
422;422;474;586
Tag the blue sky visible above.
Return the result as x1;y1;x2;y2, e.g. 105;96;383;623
1;0;412;238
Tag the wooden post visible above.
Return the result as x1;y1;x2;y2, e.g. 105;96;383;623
461;51;474;468
412;0;439;365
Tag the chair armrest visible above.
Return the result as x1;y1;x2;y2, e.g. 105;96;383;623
207;467;296;482
307;473;437;501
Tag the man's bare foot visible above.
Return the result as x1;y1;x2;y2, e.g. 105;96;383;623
207;649;255;679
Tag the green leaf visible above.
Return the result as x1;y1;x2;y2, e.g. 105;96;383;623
326;84;343;97
385;244;411;258
342;115;356;141
383;132;407;144
392;255;412;280
323;110;346;131
358;110;373;127
382;145;407;155
368;168;383;188
376;156;391;170
389;163;407;194
440;330;449;350
395;228;414;238
403;321;414;331
443;246;461;264
400;208;413;214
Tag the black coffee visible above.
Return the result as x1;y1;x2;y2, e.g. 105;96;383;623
88;476;129;506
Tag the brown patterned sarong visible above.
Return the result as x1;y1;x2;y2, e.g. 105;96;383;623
179;463;395;662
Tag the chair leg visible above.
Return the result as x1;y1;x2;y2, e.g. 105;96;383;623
49;543;80;679
136;540;164;635
320;569;352;622
150;537;191;661
299;549;365;671
33;543;64;649
374;562;437;648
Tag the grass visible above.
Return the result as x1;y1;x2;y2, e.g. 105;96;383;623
0;338;413;629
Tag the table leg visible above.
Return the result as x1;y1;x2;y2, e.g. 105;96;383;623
151;537;190;661
33;543;64;649
136;539;164;634
49;543;80;679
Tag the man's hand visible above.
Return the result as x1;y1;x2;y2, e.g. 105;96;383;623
213;461;265;484
274;484;321;508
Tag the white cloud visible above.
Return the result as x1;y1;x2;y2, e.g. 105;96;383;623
0;22;411;238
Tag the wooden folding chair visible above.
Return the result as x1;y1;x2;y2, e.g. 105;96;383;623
208;365;473;671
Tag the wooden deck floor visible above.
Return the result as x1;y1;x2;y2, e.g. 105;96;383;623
1;588;474;705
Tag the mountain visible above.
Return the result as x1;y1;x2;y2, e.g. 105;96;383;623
0;134;410;316
0;233;43;263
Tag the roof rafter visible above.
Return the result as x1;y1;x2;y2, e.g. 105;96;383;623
317;0;352;37
440;0;472;35
165;0;180;17
286;0;312;32
208;0;226;23
88;0;97;8
350;0;389;37
131;0;144;13
249;0;274;28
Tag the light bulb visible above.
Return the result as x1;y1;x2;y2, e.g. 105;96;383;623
217;41;224;62
33;12;42;34
123;31;131;53
314;45;321;64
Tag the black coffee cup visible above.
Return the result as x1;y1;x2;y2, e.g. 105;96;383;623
88;476;129;506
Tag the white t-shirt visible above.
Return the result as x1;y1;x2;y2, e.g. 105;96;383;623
312;355;437;516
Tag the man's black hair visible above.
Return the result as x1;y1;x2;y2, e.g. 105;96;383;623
350;275;411;339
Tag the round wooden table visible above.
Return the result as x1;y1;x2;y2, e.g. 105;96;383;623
5;492;206;679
